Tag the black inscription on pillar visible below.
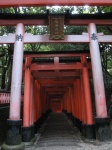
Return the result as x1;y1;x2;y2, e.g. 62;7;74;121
16;34;23;41
91;33;97;41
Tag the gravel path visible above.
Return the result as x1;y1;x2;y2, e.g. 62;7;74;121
25;113;112;150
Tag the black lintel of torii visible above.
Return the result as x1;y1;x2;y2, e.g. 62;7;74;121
0;11;112;20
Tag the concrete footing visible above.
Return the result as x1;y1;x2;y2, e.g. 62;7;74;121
74;118;82;132
22;125;35;146
82;124;96;139
95;117;112;141
1;143;25;150
1;119;25;150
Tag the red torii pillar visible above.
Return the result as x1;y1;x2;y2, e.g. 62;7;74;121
34;80;38;132
73;79;82;132
30;76;35;142
62;93;66;112
81;56;95;139
80;75;87;134
22;57;35;145
70;86;75;121
66;87;72;117
34;80;46;132
73;80;78;122
36;81;41;120
2;23;25;150
88;23;111;141
40;88;46;115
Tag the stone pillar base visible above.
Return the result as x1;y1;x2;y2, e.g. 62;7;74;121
22;125;35;146
30;125;35;140
82;124;96;139
1;119;24;150
74;118;82;132
62;109;67;115
95;117;112;141
1;143;25;150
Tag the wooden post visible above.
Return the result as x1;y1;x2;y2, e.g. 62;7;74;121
34;80;38;123
75;79;82;132
22;57;34;145
80;76;87;125
81;55;95;139
23;57;31;127
30;76;35;141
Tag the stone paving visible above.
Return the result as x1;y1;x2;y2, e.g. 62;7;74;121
25;113;112;150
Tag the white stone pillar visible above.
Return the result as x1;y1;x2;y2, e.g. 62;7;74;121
10;23;24;120
2;23;25;150
88;23;107;118
88;23;111;141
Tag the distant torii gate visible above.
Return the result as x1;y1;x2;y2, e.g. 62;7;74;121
0;4;112;150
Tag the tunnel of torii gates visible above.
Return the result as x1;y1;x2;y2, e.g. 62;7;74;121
0;6;112;150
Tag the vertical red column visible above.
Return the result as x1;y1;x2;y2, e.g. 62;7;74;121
40;87;45;114
30;75;35;141
36;81;41;119
70;81;77;125
81;55;95;139
80;76;87;131
73;80;77;119
33;80;38;133
66;87;71;118
36;80;44;130
75;80;79;120
22;57;35;145
34;80;37;123
23;57;31;127
88;23;111;141
71;86;75;118
73;80;78;127
70;87;74;116
74;79;82;132
68;87;72;118
62;93;67;114
69;86;75;122
65;93;67;112
44;92;47;113
68;87;72;114
30;75;34;126
2;23;25;150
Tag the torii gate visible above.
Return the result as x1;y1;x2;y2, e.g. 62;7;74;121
0;1;112;150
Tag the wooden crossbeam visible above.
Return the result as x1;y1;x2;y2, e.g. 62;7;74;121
40;83;73;87
32;71;81;79
30;63;82;71
24;53;90;58
0;34;112;44
0;0;112;7
45;87;67;92
1;19;112;26
38;79;75;85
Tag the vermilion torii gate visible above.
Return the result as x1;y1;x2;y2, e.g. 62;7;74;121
0;1;112;150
